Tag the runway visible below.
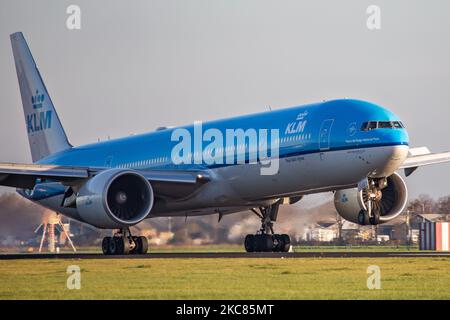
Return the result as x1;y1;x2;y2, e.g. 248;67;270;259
0;251;449;259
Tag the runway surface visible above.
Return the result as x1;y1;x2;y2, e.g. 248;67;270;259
0;251;449;259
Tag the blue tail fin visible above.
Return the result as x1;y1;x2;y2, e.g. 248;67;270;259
10;32;71;162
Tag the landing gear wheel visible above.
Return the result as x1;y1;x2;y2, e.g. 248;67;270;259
136;236;148;254
258;234;274;252
102;237;112;255
273;234;282;252
115;236;130;255
272;234;291;252
369;208;381;225
245;234;255;252
108;236;118;255
102;229;148;255
280;234;291;252
244;203;293;253
130;236;138;254
358;210;367;225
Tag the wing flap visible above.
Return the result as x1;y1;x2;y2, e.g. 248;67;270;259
0;162;90;178
0;162;91;188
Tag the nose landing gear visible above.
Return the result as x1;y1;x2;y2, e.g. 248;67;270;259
102;228;148;255
358;179;386;225
244;203;291;253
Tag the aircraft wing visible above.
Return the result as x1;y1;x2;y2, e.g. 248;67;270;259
0;162;210;199
0;162;91;188
399;147;450;176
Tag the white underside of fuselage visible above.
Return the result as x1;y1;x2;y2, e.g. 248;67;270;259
28;144;409;222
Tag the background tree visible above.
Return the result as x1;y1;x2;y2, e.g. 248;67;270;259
436;195;450;220
407;194;436;215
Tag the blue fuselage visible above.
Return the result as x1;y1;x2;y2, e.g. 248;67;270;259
37;99;408;169
21;99;410;219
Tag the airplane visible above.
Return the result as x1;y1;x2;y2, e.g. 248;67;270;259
2;32;450;255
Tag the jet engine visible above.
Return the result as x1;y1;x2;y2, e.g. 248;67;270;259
76;169;154;228
334;172;408;225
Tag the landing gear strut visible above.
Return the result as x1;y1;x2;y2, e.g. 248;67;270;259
244;203;291;252
359;178;385;225
102;228;148;255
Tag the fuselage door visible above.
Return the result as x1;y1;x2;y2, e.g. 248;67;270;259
319;119;334;151
105;155;114;168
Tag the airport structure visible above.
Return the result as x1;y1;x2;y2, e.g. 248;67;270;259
420;222;450;251
34;211;76;253
3;32;450;255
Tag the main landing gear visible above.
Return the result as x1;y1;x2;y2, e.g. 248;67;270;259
244;203;291;253
102;228;148;255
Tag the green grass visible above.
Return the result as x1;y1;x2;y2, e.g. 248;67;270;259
0;257;449;299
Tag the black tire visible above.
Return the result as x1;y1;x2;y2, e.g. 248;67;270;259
257;234;274;252
358;210;367;225
369;208;381;225
244;234;255;252
109;237;118;255
136;236;148;254
273;234;283;252
254;235;262;252
130;236;138;254
116;237;130;255
280;234;291;252
102;237;111;255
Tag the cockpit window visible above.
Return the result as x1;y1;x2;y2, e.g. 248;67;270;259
368;121;378;130
393;121;405;128
361;121;404;131
378;121;392;129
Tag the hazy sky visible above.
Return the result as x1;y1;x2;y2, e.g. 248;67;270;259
1;0;450;198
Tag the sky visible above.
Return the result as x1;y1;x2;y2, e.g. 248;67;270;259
0;0;450;199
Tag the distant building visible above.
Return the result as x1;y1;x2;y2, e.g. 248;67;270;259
305;221;338;242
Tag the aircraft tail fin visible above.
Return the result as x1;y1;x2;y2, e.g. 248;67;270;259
10;32;71;162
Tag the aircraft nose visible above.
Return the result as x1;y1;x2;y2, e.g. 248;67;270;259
370;144;409;178
368;125;409;177
378;123;409;146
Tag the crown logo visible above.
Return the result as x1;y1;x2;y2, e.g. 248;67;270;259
31;89;45;109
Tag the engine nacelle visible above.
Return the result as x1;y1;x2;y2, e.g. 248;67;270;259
334;172;408;225
76;169;154;229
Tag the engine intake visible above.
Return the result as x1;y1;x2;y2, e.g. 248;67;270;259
76;169;154;228
334;172;408;225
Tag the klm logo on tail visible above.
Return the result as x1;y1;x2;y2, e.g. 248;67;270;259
32;90;45;109
27;89;52;133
